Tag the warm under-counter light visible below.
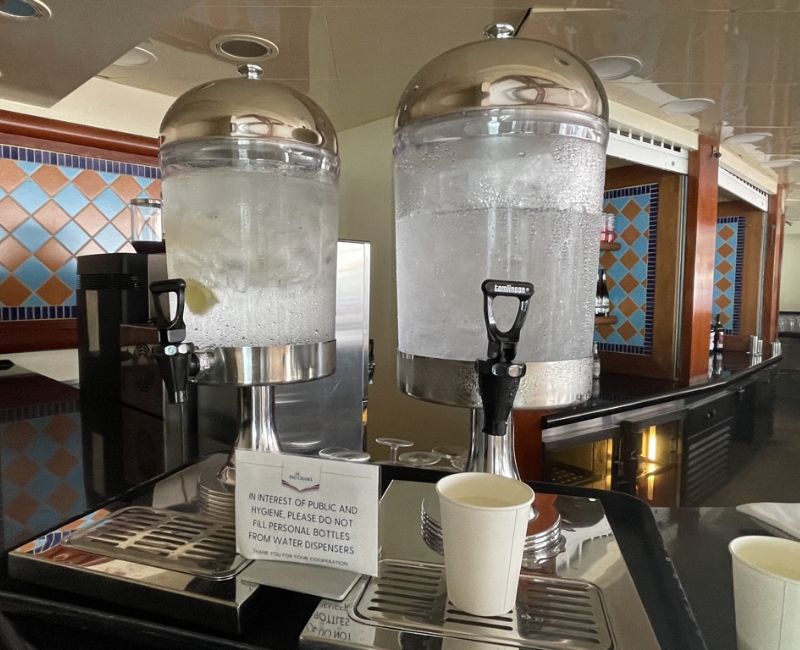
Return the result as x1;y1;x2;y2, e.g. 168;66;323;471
725;132;773;145
659;97;715;115
588;55;642;80
0;0;51;20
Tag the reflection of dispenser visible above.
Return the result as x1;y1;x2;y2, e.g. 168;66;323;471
393;24;609;477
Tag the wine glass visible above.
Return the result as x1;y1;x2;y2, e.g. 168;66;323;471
375;437;414;463
319;446;349;459
399;451;443;467
329;450;371;463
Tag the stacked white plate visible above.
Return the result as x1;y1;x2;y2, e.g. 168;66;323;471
420;493;565;566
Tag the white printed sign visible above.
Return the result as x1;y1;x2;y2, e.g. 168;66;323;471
235;449;380;576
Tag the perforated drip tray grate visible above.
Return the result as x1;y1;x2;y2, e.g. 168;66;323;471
64;506;248;579
353;559;613;650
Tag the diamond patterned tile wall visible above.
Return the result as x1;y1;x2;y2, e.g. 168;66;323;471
596;183;659;355
714;216;745;334
0;410;86;548
0;144;160;322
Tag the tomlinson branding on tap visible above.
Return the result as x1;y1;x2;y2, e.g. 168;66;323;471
493;284;530;295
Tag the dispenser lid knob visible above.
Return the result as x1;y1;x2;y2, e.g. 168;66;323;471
484;23;515;39
238;63;263;79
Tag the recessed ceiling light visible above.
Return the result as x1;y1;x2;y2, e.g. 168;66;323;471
725;132;773;144
210;34;279;63
659;97;716;115
763;159;800;169
588;55;642;80
0;0;51;20
113;46;157;67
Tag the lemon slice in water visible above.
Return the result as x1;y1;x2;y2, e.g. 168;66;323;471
185;278;218;315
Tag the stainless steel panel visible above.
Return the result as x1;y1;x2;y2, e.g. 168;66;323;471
397;353;593;409
197;241;370;455
300;480;660;649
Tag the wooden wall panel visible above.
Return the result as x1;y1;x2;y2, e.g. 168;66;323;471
762;188;786;347
680;136;719;383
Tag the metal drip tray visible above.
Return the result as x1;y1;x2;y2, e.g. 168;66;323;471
354;559;612;650
65;505;247;579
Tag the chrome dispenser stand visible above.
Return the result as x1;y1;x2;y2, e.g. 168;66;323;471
466;409;520;479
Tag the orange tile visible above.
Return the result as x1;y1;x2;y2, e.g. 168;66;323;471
36;276;72;305
118;242;136;253
620;249;640;270
0;236;30;271
76;240;105;257
2;420;36;451
4;456;38;488
619;272;640;293
0;275;31;307
718;243;734;258
0;159;27;192
43;414;78;442
75;204;108;236
48;485;78;512
617;320;638;342
113;211;132;237
6;492;38;524
73;170;107;199
35;238;72;272
147;179;162;199
34;201;70;234
45;447;79;478
112;175;143;204
0;196;29;232
32;165;68;196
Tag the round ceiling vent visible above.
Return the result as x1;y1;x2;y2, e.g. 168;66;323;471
0;0;51;20
210;34;279;62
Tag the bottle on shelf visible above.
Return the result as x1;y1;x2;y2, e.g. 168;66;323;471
595;267;610;317
592;342;601;379
709;314;724;353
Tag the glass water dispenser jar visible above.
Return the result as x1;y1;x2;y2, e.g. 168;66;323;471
395;26;609;412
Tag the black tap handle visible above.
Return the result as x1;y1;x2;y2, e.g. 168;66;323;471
481;279;534;362
476;279;534;437
150;279;186;345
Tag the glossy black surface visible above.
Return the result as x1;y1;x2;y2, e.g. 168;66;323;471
544;351;781;427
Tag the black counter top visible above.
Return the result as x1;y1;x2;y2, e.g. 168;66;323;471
543;351;781;428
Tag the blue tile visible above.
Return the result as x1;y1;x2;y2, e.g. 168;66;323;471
93;187;125;218
15;160;40;175
1;145;8;159
56;258;78;288
9;147;18;160
133;176;153;189
12;219;50;252
0;224;5;237
55;222;89;254
60;166;82;180
0;266;7;282
0;187;5;200
16;257;51;290
94;223;126;253
23;294;45;307
53;184;90;217
10;180;49;212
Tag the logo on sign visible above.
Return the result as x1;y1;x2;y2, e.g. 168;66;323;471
282;468;321;492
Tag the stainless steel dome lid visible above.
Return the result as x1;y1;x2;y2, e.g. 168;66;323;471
395;24;608;130
160;64;338;155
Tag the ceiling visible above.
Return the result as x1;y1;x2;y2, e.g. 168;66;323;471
2;0;800;219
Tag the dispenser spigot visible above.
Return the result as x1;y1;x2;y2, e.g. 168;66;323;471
475;279;534;436
150;279;197;404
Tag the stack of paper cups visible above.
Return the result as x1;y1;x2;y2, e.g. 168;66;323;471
436;473;535;616
730;536;800;650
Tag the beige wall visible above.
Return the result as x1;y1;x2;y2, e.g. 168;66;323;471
0;77;172;137
780;233;800;311
337;117;469;459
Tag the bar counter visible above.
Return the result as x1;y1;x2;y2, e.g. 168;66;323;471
0;359;782;649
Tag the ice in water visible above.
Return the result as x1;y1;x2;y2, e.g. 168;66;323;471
395;118;605;363
163;167;337;348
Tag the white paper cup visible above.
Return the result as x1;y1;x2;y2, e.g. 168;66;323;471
436;472;534;617
729;536;800;650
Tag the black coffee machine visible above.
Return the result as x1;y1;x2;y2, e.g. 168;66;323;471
76;246;196;498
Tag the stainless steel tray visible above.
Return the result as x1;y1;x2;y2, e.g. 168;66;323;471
64;505;247;579
354;558;612;650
